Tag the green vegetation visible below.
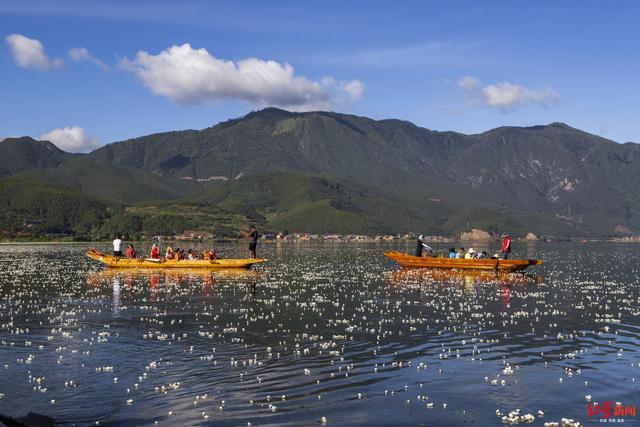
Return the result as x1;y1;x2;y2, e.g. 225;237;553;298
2;108;639;239
0;177;112;239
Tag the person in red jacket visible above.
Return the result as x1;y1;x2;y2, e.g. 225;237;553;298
500;233;512;259
150;244;160;259
124;245;136;258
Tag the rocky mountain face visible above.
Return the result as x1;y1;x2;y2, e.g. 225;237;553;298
3;108;639;236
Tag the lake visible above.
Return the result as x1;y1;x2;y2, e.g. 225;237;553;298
0;241;638;426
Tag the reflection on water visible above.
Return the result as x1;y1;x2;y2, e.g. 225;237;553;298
385;269;543;308
0;242;639;426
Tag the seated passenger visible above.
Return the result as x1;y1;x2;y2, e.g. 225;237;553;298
150;244;160;259
187;249;197;260
175;248;184;261
448;247;457;258
125;245;136;258
477;251;487;259
165;247;174;260
465;248;476;259
456;248;465;259
210;249;218;260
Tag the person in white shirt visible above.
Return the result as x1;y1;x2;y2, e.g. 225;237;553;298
112;235;123;257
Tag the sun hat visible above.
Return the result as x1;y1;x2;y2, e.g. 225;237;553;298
501;233;509;237
468;248;476;253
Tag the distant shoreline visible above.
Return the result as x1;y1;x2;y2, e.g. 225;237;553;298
0;238;634;245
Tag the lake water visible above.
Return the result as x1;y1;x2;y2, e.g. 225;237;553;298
0;241;638;426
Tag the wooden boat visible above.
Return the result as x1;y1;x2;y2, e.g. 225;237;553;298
384;251;542;272
87;249;267;269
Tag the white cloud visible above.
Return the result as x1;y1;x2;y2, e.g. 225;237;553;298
120;43;363;111
458;76;559;112
69;47;108;70
5;33;63;70
457;76;481;93
40;126;100;153
340;80;365;101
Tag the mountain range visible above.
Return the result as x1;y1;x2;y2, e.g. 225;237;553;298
1;108;638;239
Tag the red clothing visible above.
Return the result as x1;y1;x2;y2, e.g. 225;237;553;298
124;247;136;258
501;237;512;253
150;247;160;259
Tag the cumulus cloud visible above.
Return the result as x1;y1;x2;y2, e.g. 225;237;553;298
5;33;63;70
120;43;364;111
68;47;108;70
340;80;365;101
458;76;559;112
40;126;100;153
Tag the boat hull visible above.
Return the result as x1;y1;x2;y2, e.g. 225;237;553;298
383;251;542;272
87;250;267;269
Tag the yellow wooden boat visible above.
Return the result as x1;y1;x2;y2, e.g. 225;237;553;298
384;251;542;272
87;249;267;269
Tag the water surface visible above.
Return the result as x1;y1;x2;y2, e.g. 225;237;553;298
0;242;638;426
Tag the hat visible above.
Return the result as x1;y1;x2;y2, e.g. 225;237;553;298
501;233;509;237
468;248;476;254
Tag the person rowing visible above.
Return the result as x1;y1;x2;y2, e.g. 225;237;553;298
415;235;433;257
248;226;258;259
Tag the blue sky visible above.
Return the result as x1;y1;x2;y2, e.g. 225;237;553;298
1;0;639;152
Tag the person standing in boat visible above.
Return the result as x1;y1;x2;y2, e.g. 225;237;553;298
248;226;258;258
415;235;432;257
112;234;123;257
500;233;512;259
415;235;424;257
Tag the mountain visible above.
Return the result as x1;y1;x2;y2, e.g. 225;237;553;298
0;177;112;238
2;108;639;238
0;137;72;176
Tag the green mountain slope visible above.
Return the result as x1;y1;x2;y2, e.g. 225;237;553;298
189;172;577;236
0;137;72;177
3;108;640;237
0;177;113;237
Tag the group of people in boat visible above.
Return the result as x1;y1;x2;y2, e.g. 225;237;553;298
111;226;260;260
113;240;219;261
161;246;218;261
416;233;512;260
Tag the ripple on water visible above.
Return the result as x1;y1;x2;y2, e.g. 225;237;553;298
0;241;639;426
